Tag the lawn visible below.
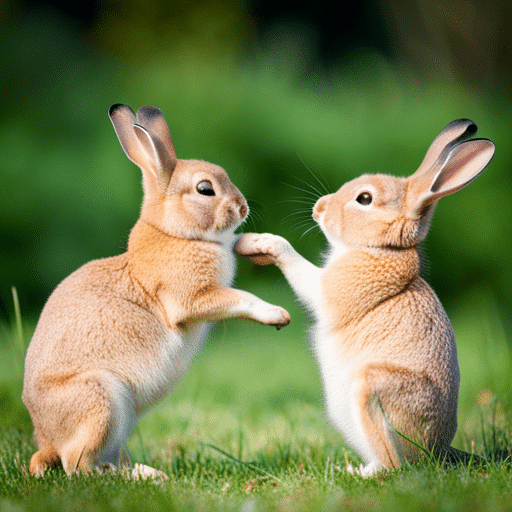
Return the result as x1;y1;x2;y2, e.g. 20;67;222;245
1;285;512;511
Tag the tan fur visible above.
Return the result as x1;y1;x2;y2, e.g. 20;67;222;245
236;119;494;474
321;248;420;330
23;104;290;477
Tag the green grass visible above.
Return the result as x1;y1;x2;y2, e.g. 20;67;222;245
1;288;512;511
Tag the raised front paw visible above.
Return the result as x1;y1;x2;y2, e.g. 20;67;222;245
264;305;291;330
251;300;291;330
235;233;291;266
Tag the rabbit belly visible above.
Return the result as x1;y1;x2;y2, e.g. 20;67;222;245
313;324;378;464
131;323;211;413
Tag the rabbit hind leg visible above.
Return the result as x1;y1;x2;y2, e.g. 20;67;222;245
35;371;134;476
62;372;137;475
29;445;61;477
58;378;115;475
59;422;110;475
28;406;109;477
353;363;437;475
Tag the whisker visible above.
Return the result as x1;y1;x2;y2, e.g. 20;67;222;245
247;210;264;224
244;217;257;232
293;175;325;198
277;198;317;206
289;180;324;202
246;200;264;220
281;207;314;223
247;199;263;212
287;211;312;222
296;152;331;195
248;198;263;207
282;211;313;221
296;218;316;228
299;223;321;239
283;211;311;224
242;199;266;232
289;219;317;233
280;181;322;199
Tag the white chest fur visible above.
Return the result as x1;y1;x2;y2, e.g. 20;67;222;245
215;230;238;287
310;244;378;465
312;320;376;464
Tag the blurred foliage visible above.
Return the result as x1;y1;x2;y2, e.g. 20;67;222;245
0;0;511;328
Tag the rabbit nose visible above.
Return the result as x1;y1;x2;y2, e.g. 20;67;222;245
313;199;325;220
313;195;332;220
239;203;248;219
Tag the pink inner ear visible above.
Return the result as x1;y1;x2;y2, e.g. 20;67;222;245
133;125;159;175
414;119;477;178
431;149;477;192
407;138;494;219
430;141;494;195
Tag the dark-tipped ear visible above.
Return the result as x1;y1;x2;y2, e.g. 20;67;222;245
135;105;177;163
408;138;495;217
414;119;478;178
109;104;145;168
109;103;177;194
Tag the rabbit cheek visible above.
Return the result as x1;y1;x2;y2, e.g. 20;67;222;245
322;212;342;242
181;196;216;231
213;198;247;233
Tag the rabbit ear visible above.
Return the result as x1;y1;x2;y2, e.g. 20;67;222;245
109;104;139;162
414;119;478;177
407;138;495;217
135;105;176;156
109;104;177;193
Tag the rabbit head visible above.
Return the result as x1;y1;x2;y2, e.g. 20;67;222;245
109;104;248;241
313;119;495;250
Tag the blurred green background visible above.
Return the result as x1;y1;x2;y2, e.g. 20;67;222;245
0;0;510;328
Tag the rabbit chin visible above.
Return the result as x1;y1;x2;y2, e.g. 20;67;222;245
207;225;240;246
316;218;350;265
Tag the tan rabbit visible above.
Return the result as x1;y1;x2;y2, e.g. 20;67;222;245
236;119;494;476
22;104;290;478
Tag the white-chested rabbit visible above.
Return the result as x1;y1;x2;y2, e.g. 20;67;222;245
22;104;290;478
236;119;494;476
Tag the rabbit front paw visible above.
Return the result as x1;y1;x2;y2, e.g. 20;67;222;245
236;233;291;266
252;301;291;330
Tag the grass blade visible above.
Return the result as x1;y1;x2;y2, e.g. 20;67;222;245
11;286;26;378
203;442;282;482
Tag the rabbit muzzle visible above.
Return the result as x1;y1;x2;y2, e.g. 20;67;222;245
238;201;248;220
312;195;329;222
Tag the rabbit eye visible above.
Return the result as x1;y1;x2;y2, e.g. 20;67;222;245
356;192;372;206
197;180;215;196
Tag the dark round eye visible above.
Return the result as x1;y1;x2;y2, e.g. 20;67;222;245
197;180;215;196
356;192;372;206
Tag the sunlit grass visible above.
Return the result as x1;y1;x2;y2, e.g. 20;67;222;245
1;288;512;511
